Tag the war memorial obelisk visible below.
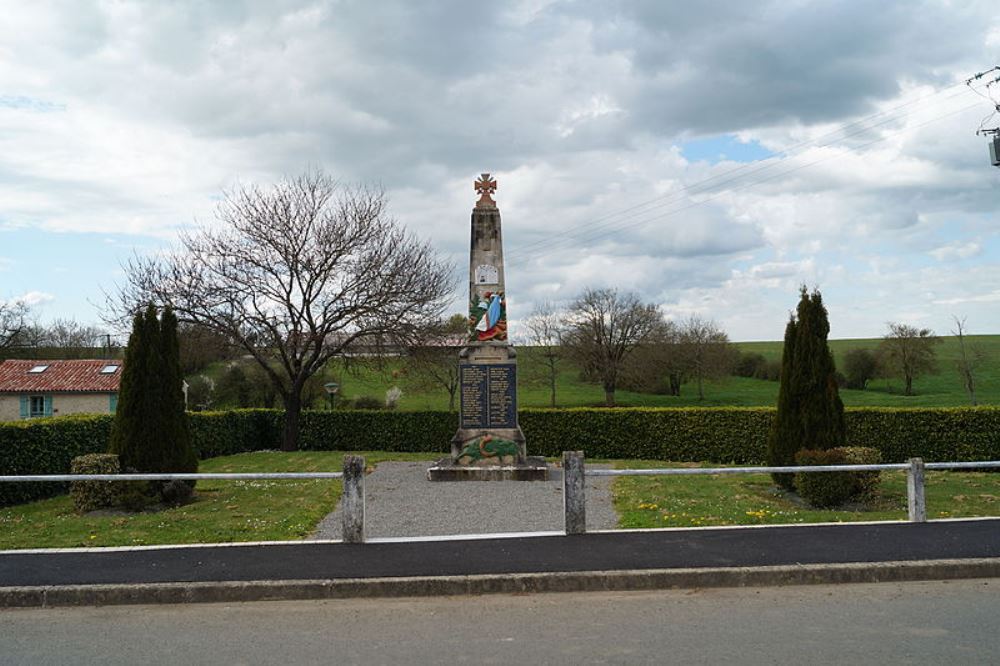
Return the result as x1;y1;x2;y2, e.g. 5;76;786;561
427;174;549;481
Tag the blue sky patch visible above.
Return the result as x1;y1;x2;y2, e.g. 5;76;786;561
0;95;66;112
680;135;776;164
0;228;159;325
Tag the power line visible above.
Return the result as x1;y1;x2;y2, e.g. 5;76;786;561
509;98;984;268
521;92;974;262
510;80;972;257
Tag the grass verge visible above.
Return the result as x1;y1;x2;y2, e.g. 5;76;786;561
0;451;435;550
613;460;1000;528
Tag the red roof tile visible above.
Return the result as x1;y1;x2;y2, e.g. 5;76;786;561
0;359;122;393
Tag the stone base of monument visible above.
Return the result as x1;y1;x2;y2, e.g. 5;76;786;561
429;425;549;481
426;456;550;482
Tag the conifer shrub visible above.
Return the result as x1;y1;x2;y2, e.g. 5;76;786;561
158;307;199;489
70;453;122;513
767;288;846;489
109;305;198;505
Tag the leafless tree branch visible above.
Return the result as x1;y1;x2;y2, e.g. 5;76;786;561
107;171;454;450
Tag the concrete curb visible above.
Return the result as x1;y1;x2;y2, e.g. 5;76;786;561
3;557;999;608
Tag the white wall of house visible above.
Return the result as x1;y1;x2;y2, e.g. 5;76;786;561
0;396;19;421
0;393;117;421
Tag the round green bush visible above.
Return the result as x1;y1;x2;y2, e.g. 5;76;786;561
794;449;857;508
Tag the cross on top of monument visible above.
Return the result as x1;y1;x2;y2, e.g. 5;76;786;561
474;173;497;208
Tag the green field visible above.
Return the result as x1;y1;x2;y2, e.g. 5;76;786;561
191;335;1000;410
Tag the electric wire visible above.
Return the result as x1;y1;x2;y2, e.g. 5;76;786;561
510;79;973;257
508;97;984;268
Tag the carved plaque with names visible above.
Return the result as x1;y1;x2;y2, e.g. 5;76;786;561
459;363;516;429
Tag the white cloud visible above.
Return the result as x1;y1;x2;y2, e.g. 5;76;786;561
0;1;998;336
929;240;982;261
12;291;55;306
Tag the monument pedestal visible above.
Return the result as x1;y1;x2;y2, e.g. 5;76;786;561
426;457;549;482
428;345;549;481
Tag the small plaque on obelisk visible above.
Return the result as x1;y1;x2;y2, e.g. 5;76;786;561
427;174;549;481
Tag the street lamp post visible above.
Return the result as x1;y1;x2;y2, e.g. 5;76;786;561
323;382;339;411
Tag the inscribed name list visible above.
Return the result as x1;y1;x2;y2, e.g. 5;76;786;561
460;363;516;429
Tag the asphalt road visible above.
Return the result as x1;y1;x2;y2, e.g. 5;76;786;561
2;519;999;587
2;579;998;664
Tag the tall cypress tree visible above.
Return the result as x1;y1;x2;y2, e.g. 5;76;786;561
109;309;148;467
767;312;800;488
159;306;198;477
767;287;845;489
110;305;197;493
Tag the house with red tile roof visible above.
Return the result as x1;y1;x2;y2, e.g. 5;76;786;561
0;359;122;421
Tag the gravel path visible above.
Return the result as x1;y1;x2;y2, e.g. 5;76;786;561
309;461;618;540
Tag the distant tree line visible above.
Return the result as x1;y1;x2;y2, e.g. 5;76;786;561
520;288;738;407
0;312;116;360
731;318;982;403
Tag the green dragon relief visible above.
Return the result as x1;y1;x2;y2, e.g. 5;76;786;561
456;434;519;466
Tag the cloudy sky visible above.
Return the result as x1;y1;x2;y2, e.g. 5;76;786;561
1;0;999;341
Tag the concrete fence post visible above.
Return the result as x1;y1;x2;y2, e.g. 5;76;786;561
342;455;366;543
907;457;926;523
563;451;586;535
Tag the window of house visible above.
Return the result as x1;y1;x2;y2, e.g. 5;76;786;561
29;396;46;418
28;365;49;373
100;365;120;374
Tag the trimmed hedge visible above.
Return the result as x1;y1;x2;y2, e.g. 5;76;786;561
3;406;1000;506
187;409;283;459
0;415;113;506
70;453;122;513
794;446;882;508
794;449;856;507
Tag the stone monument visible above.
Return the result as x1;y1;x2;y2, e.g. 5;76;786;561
427;174;549;481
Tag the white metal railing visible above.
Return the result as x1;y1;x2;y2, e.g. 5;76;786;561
585;461;1000;476
561;451;1000;535
0;473;343;482
3;454;1000;544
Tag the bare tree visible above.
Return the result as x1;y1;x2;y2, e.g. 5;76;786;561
878;322;942;396
0;299;29;351
522;302;566;407
952;316;985;406
110;171;453;451
676;316;737;400
405;314;466;411
38;318;106;355
177;321;237;375
620;320;684;395
563;288;661;407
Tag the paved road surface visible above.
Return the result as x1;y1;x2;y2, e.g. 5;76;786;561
2;579;997;664
3;519;999;587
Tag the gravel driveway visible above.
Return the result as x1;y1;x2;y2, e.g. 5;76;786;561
310;461;618;540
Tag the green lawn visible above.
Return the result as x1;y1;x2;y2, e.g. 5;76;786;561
0;451;435;550
613;459;1000;529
